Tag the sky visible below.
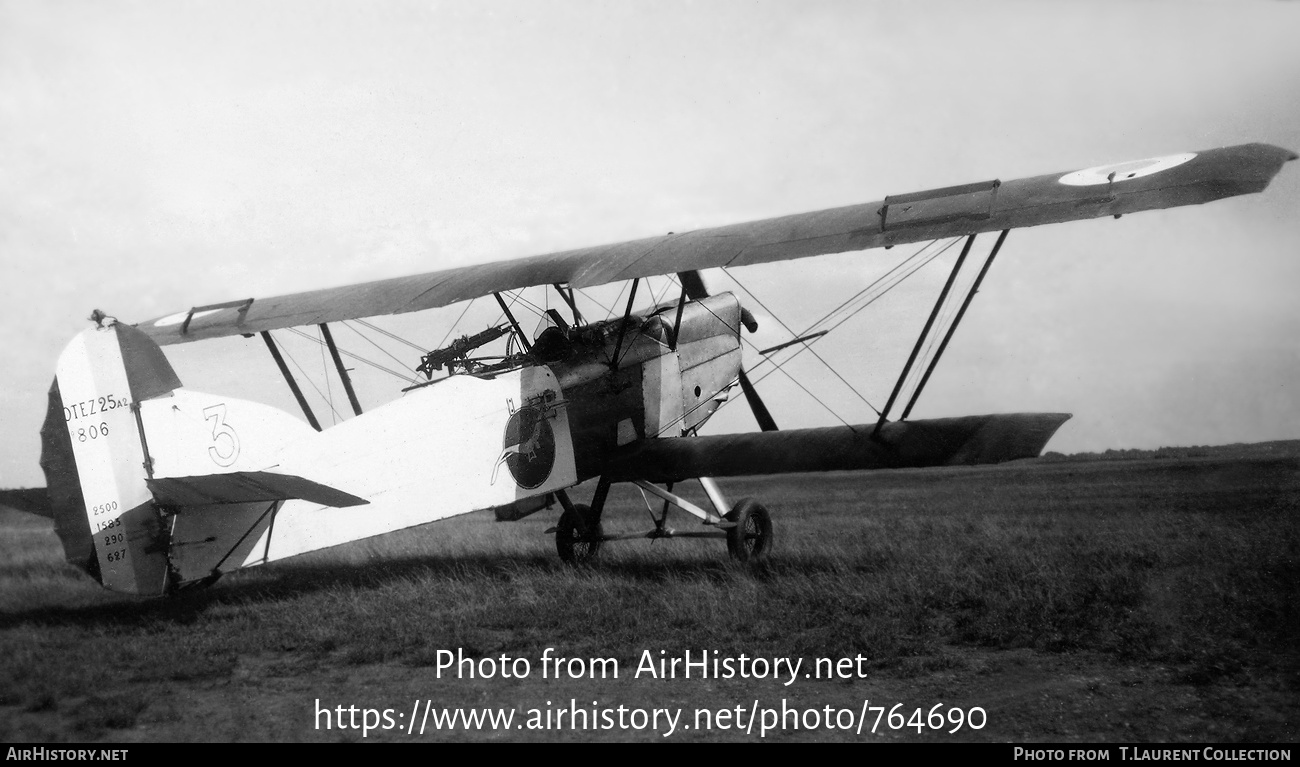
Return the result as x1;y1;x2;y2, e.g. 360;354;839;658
2;0;1299;486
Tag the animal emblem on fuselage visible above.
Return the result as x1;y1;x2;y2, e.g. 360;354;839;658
503;417;545;463
491;404;556;489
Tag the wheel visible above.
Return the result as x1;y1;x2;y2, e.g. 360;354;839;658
725;498;772;562
555;503;603;564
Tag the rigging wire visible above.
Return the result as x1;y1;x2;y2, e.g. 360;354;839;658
797;239;945;335
354;317;429;353
686;291;856;430
573;287;615;319
605;281;629;321
433;298;477;350
505;289;552;323
317;326;337;425
650;274;679;308
899;253;974;405
707;236;962;427
746;237;961;389
288;326;420;384
722;267;881;415
275;334;346;422
818;238;961;342
341;321;422;377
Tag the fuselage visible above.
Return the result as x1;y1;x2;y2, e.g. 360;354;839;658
38;293;745;594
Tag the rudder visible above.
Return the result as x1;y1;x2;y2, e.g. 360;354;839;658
42;320;181;595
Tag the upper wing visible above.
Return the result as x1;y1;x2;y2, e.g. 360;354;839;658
138;143;1295;346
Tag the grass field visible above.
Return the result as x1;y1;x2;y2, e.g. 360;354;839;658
1;445;1297;742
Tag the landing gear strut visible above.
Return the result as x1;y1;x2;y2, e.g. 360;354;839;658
549;477;773;564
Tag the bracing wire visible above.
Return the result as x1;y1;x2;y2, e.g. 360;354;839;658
746;237;961;388
899;254;973;405
650;274;679;308
686;291;857;430
505;289;550;321
433;298;477;350
723;268;881;415
706;237;961;427
316;326;337;425
288;326;421;384
354;317;429;353
573;287;615;319
276;334;345;422
797;238;947;336
341;321;419;377
605;281;629;321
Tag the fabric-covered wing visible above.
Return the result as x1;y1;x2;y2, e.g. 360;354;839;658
138;143;1295;346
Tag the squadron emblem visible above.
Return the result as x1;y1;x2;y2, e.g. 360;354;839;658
491;404;556;489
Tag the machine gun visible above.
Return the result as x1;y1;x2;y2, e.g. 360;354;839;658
416;325;511;378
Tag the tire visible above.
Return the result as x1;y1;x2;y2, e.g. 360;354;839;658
555;503;603;564
725;498;772;562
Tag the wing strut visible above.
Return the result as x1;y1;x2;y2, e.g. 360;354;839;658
493;292;533;354
900;229;1010;421
552;283;583;326
609;278;641;369
872;234;978;436
319;323;363;416
669;284;688;352
260;331;322;431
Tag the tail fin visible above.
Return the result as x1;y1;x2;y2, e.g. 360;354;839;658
40;320;366;596
41;320;181;595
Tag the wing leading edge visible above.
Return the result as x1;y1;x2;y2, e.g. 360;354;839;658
138;143;1296;346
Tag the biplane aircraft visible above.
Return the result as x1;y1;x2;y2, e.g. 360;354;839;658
6;143;1294;597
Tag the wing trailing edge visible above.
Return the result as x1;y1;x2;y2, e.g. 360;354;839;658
135;143;1296;346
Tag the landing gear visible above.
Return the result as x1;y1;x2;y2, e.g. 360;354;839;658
549;478;774;564
725;498;772;562
555;503;603;564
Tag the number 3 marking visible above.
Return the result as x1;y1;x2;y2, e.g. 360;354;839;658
203;404;240;467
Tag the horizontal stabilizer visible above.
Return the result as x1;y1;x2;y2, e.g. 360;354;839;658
147;472;369;509
605;413;1072;482
0;488;53;518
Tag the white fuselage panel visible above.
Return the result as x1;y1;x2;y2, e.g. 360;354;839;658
236;365;577;566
